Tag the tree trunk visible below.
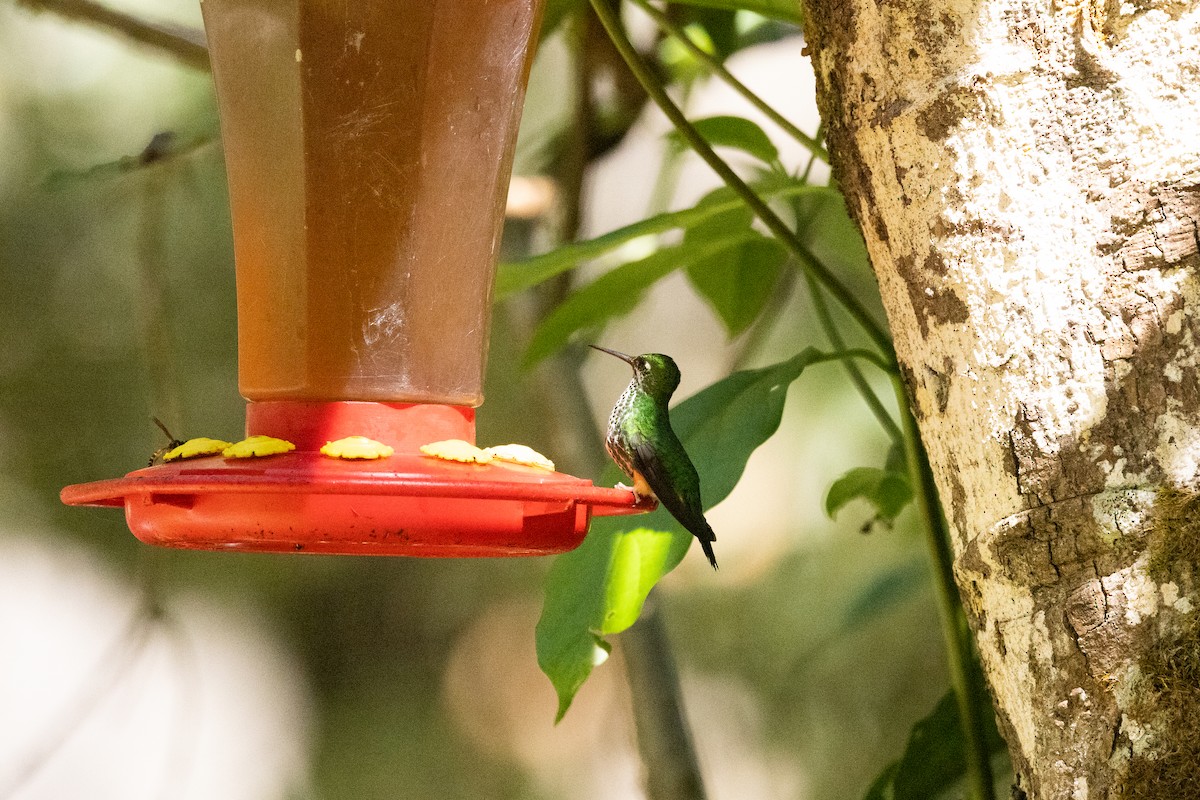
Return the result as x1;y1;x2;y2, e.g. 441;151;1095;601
799;0;1200;797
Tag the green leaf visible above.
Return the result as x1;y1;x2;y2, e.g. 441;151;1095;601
825;466;914;525
602;528;688;632
666;0;802;25
863;689;1007;800
523;230;762;365
863;763;900;800
687;235;786;336
537;521;693;721
884;440;908;473
672;349;845;503
495;182;826;299
680;7;739;62
517;182;785;349
668;115;780;166
678;186;748;245
537;348;836;718
496;206;714;300
523;250;678;366
659;22;718;84
791;185;871;277
539;0;583;40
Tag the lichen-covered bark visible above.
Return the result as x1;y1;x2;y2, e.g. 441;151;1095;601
799;0;1200;796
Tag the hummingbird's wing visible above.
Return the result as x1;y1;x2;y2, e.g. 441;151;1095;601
628;433;718;560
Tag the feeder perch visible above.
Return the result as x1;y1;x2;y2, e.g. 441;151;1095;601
61;0;649;556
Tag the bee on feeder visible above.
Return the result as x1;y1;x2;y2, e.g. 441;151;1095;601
148;417;183;466
148;417;235;465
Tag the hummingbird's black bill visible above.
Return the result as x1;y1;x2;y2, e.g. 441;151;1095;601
589;344;635;364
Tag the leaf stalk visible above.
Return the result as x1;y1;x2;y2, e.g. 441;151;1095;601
804;268;903;444
894;381;996;800
630;0;827;160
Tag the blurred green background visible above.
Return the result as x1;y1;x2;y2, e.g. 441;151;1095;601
0;1;950;798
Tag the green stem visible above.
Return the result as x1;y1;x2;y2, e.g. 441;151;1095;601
631;0;827;161
795;116;901;440
805;269;902;445
807;347;893;373
800;123;826;183
894;380;996;800
588;0;893;359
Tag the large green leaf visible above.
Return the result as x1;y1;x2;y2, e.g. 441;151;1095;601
495;182;827;299
791;184;871;277
524;230;763;365
688;237;786;336
537;348;837;719
667;0;802;25
864;688;1007;800
680;194;787;336
537;524;690;722
667;115;781;167
524;249;677;367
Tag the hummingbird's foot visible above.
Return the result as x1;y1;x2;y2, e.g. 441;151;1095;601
615;481;656;503
616;482;648;500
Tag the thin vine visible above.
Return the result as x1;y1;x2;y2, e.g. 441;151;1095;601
631;0;827;160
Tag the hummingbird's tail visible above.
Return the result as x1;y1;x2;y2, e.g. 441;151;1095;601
685;515;718;571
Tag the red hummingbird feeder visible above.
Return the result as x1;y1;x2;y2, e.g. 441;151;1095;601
60;0;647;556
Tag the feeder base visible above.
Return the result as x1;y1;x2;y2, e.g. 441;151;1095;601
60;401;650;557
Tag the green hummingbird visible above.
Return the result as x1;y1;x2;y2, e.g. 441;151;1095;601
590;345;718;569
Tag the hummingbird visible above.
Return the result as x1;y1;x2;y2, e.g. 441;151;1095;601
590;345;718;569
